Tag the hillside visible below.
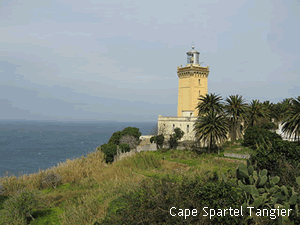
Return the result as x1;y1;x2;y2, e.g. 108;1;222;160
0;143;247;224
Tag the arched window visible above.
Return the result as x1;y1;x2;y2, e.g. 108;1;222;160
173;124;175;131
198;79;200;85
187;125;189;133
199;90;201;96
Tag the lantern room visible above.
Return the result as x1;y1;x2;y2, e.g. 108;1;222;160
186;46;200;65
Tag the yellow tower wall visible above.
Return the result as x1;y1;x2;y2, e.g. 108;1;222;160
177;65;209;117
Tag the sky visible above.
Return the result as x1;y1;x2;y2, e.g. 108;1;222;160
1;0;299;122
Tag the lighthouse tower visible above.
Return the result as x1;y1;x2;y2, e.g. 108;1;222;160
157;45;210;141
177;46;209;117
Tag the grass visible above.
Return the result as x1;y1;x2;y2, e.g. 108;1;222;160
221;140;254;155
0;146;245;224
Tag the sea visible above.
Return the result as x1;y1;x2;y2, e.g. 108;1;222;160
0;120;156;178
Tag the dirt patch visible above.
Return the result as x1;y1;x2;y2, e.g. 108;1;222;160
213;157;246;165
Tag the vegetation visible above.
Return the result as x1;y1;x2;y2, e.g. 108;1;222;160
0;188;45;224
101;126;142;163
108;127;141;146
194;111;229;151
243;126;282;150
282;96;300;141
236;160;300;224
195;93;224;116
168;127;184;149
103;172;245;224
224;94;248;142
246;99;271;127
98;143;117;163
150;134;164;149
119;135;139;149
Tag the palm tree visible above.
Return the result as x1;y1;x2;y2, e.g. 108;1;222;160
282;96;300;141
193;111;229;151
224;95;248;142
246;100;270;127
262;101;275;121
195;93;224;116
277;98;293;122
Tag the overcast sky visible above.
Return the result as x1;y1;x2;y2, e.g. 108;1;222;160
1;0;299;122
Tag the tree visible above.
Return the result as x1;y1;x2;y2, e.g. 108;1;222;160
119;135;139;149
262;101;275;121
168;128;184;149
272;98;292;123
282;96;300;141
195;93;224;116
246;100;270;127
108;131;122;145
99;143;118;163
119;143;130;153
108;127;142;146
224;95;248;142
193;111;229;151
150;134;165;149
243;126;282;150
121;127;142;141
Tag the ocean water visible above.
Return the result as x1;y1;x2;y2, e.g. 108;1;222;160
0;120;156;178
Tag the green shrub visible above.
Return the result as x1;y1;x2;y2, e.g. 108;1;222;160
108;131;122;145
100;144;118;163
0;188;44;224
169;128;184;149
108;127;141;146
119;143;130;153
121;127;141;141
243;126;281;149
261;122;278;130
103;173;246;225
250;139;300;186
150;134;164;149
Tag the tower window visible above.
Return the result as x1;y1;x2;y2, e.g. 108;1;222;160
187;125;189;133
198;79;200;85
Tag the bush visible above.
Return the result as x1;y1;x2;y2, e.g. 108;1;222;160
119;143;130;153
119;135;139;149
150;134;164;149
39;172;63;189
250;139;300;186
261;122;278;130
0;188;44;224
108;127;141;147
103;173;246;225
108;131;122;145
243;126;282;149
121;127;141;141
100;143;118;163
169;128;184;149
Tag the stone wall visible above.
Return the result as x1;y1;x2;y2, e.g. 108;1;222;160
114;148;137;162
224;153;250;159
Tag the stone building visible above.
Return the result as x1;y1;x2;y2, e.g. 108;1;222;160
158;46;209;141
